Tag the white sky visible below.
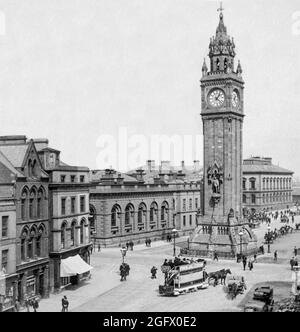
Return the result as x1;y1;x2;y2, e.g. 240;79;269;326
0;0;299;176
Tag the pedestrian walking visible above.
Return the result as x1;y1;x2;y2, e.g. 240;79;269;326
14;300;20;312
248;260;253;271
25;298;30;312
32;298;39;312
213;250;218;261
97;243;101;252
253;254;257;263
126;242;129;250
148;238;152;247
61;296;69;312
242;255;247;271
294;246;298;256
151;266;157;279
274;250;278;261
130;241;134;251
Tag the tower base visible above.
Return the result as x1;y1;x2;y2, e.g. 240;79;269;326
181;216;258;259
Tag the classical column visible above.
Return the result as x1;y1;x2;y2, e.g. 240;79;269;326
43;266;50;298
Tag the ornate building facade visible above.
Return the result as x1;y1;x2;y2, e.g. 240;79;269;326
188;7;257;257
0;136;50;304
242;157;294;214
90;165;202;247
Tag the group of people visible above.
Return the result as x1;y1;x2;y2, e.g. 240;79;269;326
162;256;205;269
145;238;152;247
166;234;173;243
125;241;134;251
24;297;39;312
120;262;130;281
240;255;255;271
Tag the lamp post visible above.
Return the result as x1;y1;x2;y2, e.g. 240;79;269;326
172;228;177;257
267;225;271;253
239;230;244;257
120;247;127;264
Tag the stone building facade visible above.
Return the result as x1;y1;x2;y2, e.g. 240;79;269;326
242;157;294;214
0;136;50;304
89;167;202;247
37;140;92;292
0;152;17;311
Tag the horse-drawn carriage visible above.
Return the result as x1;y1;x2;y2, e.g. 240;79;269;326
226;275;246;300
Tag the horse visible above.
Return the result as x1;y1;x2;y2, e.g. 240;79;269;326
208;269;232;286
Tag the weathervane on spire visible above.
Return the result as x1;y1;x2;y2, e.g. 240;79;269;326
217;2;224;16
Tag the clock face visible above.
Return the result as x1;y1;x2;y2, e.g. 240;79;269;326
232;90;240;108
208;89;225;107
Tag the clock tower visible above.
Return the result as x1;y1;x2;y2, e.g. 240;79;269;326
188;5;257;257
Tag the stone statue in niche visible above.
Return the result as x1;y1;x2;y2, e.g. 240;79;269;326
207;162;223;195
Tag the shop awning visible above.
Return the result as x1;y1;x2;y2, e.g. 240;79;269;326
60;255;93;277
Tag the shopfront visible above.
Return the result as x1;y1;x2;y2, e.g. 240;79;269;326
0;273;18;312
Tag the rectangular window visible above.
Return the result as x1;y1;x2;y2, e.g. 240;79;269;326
189;215;192;226
195;198;198;209
71;175;76;183
243;179;246;190
189;198;192;210
60;175;66;183
21;238;26;261
80;196;86;213
1;216;8;238
71;197;76;214
61;198;66;215
80;175;85;183
36;236;41;257
183;199;186;212
1;250;8;272
183;216;186;227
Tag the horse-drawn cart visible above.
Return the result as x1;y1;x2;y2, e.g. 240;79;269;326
226;275;246;300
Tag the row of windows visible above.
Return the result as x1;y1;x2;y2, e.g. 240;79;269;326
182;215;195;227
182;198;199;212
243;192;292;204
61;196;86;216
60;174;86;183
20;224;46;261
243;177;292;191
61;219;87;249
111;202;170;228
21;186;47;221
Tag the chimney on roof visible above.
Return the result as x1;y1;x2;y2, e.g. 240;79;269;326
181;161;185;170
32;138;49;151
193;160;200;172
135;169;145;182
147;160;155;172
0;135;27;145
160;161;170;172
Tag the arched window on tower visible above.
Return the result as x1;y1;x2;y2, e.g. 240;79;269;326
216;58;220;71
224;58;228;71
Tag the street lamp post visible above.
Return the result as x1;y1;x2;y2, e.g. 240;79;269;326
267;225;271;253
120;247;127;264
172;228;177;257
239;230;244;257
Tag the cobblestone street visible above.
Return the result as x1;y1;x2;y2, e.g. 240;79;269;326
27;212;300;312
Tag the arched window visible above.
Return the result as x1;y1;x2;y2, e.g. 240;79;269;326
216;58;220;71
89;205;96;231
125;204;134;226
28;159;32;177
111;205;121;228
80;219;85;244
61;222;67;249
150;202;158;223
138;203;147;224
224;58;228;71
29;188;37;220
21;188;29;220
37;187;45;219
71;220;77;246
28;227;37;259
32;160;37;177
21;228;29;261
36;224;45;257
161;201;169;222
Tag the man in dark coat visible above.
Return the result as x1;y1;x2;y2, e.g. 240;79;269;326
61;296;69;312
242;255;247;271
151;266;157;279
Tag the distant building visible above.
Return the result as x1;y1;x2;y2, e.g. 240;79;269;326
242;157;293;214
89;161;202;247
0;152;17;312
37;140;92;293
293;186;300;205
